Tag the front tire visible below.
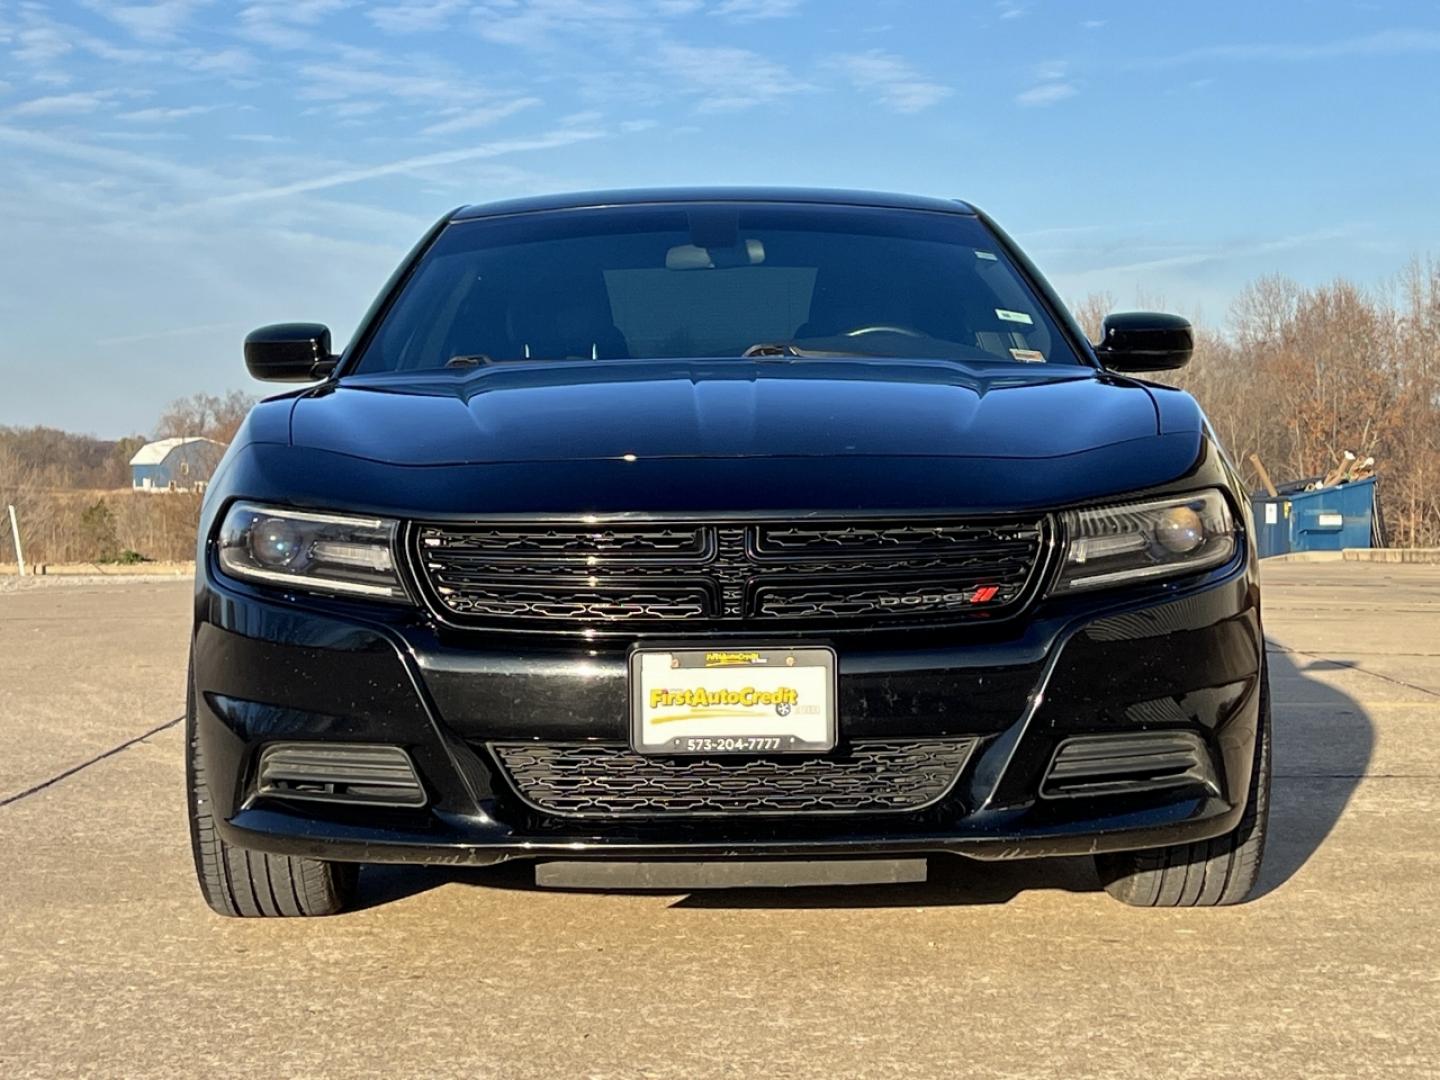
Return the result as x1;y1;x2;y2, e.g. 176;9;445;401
185;660;357;917
1094;670;1271;907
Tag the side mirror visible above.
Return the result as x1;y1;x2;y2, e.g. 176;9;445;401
244;323;337;382
1094;312;1193;372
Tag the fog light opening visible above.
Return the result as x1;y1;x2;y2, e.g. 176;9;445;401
255;743;426;808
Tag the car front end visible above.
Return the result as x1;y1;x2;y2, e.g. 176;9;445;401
186;190;1268;915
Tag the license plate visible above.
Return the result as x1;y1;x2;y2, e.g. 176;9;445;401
629;646;836;755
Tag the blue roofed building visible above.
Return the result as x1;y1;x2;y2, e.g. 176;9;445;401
129;437;226;493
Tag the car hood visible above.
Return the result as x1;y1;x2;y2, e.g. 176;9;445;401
289;359;1180;466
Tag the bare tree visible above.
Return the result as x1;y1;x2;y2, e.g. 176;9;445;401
154;390;255;443
1070;291;1117;344
1073;273;1440;545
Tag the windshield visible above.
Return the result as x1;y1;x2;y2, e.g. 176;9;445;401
351;203;1082;373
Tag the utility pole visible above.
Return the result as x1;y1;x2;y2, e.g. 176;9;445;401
7;504;25;576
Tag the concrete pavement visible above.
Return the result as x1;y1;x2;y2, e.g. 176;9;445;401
1;564;1437;1078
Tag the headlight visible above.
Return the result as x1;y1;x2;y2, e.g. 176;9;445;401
216;502;407;600
1055;489;1236;592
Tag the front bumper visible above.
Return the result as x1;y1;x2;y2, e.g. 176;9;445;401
193;559;1262;867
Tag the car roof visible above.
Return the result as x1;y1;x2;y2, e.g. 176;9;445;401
451;187;976;221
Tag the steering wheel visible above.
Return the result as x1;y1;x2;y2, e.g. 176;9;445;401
841;324;924;338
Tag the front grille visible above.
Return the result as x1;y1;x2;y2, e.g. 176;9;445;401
490;739;978;818
413;517;1047;631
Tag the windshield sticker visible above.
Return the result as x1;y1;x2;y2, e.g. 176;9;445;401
996;309;1034;325
1010;348;1046;363
975;250;999;261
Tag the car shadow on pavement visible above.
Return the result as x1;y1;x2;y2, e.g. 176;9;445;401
350;643;1370;911
1253;643;1373;899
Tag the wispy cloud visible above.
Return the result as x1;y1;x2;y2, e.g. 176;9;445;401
6;90;123;117
289;53;538;121
458;2;810;113
97;320;249;347
293;100;382;122
420;96;543;136
469;0;734;53
228;132;296;144
12;23;76;68
1017;59;1076;107
86;1;210;43
1089;227;1359;276
655;41;811;111
297;59;481;104
187;126;606;207
367;0;469;33
10;8;168;79
70;30;163;64
475;0;652;50
1134;28;1440;69
1016;82;1076;107
828;50;950;113
93;130;189;142
711;0;803;21
0;123;229;190
186;47;257;76
238;0;349;50
1018;223;1109;241
119;104;223;122
292;50;545;131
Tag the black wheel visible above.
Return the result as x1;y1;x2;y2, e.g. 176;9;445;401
185;659;357;917
1094;670;1271;907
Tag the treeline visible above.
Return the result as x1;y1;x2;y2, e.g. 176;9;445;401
0;427;144;491
1073;258;1440;547
0;390;254;492
0;392;255;566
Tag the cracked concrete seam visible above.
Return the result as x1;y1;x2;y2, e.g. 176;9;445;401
0;716;182;810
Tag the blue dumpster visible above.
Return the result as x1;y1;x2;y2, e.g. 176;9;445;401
1250;496;1292;557
1288;476;1377;552
1249;477;1378;557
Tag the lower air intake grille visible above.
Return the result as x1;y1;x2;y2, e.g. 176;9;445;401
255;743;426;808
1041;731;1215;799
490;739;978;818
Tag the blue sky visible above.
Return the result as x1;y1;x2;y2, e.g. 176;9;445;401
2;0;1438;436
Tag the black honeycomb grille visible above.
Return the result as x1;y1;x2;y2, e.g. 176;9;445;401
431;584;710;622
489;739;978;817
432;525;710;558
754;522;1034;556
412;517;1047;631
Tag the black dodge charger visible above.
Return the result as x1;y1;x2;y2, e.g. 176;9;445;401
187;188;1269;916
